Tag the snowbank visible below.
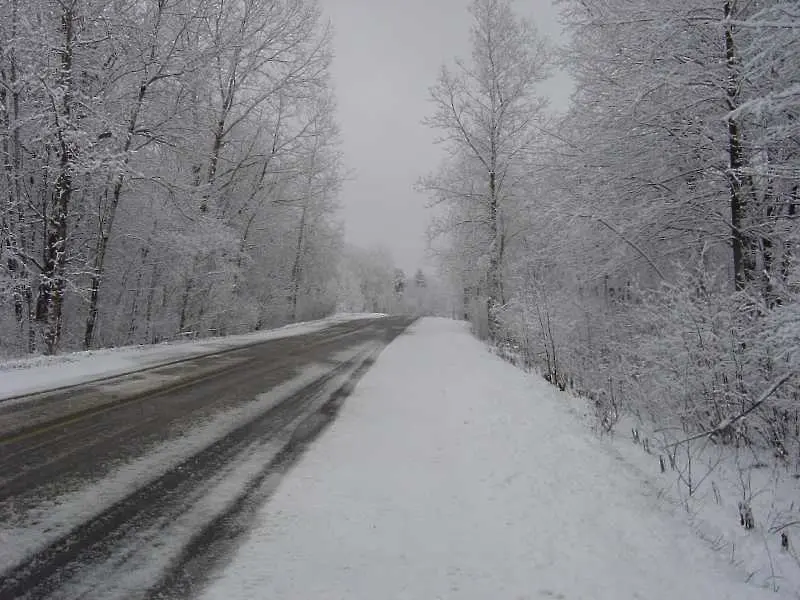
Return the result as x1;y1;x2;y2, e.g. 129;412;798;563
200;318;786;600
0;313;384;401
563;394;800;596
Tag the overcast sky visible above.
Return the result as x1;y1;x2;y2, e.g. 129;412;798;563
322;0;573;274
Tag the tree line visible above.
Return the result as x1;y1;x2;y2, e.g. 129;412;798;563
1;0;344;355
424;0;799;489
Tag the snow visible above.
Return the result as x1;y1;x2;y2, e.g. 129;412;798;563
200;318;793;600
578;408;800;596
0;313;385;402
60;437;290;600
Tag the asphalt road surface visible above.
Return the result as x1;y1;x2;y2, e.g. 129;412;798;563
0;316;414;600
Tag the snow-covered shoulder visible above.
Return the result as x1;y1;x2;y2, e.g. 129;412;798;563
0;313;384;401
200;317;786;600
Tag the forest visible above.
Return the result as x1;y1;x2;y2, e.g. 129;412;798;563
422;0;800;554
0;0;431;357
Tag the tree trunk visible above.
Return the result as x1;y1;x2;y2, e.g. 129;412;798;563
179;276;193;333
2;0;33;349
126;243;151;343
38;2;76;355
143;261;161;344
724;1;755;291
290;206;308;321
486;168;503;339
84;233;107;350
204;59;238;211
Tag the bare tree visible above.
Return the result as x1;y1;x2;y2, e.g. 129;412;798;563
421;0;549;340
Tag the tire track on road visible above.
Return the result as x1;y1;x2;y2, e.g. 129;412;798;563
0;317;414;600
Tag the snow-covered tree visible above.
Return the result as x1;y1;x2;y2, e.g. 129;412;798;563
421;0;550;339
423;0;800;494
0;0;345;355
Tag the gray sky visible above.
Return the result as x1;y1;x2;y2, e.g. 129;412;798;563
322;0;572;274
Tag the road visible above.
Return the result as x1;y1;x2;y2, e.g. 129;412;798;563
0;316;413;600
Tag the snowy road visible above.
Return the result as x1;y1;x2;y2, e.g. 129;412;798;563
0;316;413;599
201;318;792;600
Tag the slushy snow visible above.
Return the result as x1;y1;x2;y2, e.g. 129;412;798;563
200;318;789;600
0;313;385;401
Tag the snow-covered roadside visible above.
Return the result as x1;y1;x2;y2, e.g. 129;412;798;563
200;318;789;600
555;392;800;595
0;313;385;401
487;346;800;593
